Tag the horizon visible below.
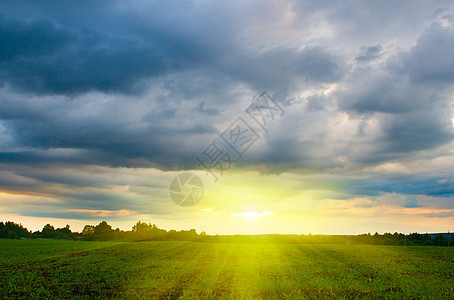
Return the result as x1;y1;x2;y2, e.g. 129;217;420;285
2;218;452;237
1;1;454;235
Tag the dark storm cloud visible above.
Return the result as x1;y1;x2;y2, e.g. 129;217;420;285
293;47;343;82
219;46;343;92
400;23;454;84
0;2;344;170
337;75;452;158
0;0;345;96
0;162;176;219
0;88;221;170
1;0;454;221
0;16;74;60
334;18;454;161
0;14;179;95
191;102;219;115
348;177;454;199
0;0;246;95
380;110;454;153
338;75;426;114
356;45;383;62
0;2;452;169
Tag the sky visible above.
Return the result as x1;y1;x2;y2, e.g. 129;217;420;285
1;0;454;235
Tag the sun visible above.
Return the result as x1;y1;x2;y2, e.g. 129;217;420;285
231;211;275;219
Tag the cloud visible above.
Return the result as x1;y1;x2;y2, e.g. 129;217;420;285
0;0;454;231
400;23;454;84
0;0;451;173
425;210;454;219
0;1;348;97
191;102;219;115
338;73;427;114
0;14;180;95
380;109;453;153
0;89;221;169
356;45;383;62
0;16;74;60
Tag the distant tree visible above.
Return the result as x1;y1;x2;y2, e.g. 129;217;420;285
94;221;112;235
132;221;150;237
0;221;31;239
41;224;56;239
197;231;207;242
55;225;74;239
422;233;433;246
175;229;198;241
167;229;177;240
82;225;95;235
81;225;96;240
2;218;449;246
93;221;114;240
8;231;18;239
0;222;8;238
434;234;446;246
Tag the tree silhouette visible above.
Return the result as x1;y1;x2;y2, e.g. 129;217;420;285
0;219;452;246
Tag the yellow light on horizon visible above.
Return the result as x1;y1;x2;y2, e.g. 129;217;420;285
231;211;275;219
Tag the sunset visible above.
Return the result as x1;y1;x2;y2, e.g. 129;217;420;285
0;1;453;298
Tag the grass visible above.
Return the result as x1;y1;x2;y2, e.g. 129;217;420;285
0;240;453;299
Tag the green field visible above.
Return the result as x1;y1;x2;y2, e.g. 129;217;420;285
0;240;453;299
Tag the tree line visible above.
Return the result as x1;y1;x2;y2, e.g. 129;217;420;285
1;220;453;246
0;221;201;241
